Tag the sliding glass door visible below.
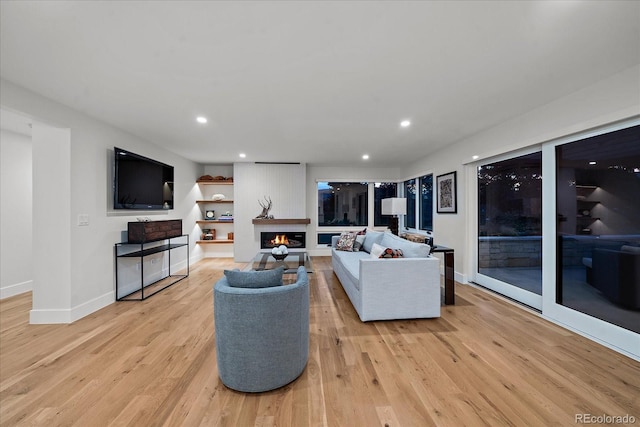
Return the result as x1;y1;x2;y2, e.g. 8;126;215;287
555;124;640;334
476;152;543;310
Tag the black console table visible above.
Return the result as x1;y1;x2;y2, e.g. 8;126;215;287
432;245;455;305
115;234;189;301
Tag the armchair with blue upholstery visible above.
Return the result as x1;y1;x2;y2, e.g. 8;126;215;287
213;266;309;392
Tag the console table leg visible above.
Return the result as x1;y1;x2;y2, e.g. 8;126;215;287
444;252;455;305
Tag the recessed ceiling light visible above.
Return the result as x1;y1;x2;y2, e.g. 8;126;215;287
239;153;246;158
589;161;597;165
472;155;479;160
400;120;411;128
362;154;369;160
196;116;207;124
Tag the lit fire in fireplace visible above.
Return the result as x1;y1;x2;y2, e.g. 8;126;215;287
271;234;290;246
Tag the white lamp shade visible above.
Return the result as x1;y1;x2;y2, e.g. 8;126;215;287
382;197;407;215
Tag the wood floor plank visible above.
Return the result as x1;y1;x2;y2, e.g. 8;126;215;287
1;257;639;427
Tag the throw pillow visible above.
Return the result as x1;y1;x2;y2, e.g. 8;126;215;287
379;247;404;258
336;231;357;251
224;266;284;288
369;242;386;258
353;234;366;251
380;233;430;258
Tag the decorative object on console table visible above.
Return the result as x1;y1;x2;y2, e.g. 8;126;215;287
128;219;182;243
436;171;457;214
382;197;406;235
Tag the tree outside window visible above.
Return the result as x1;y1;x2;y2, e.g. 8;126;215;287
318;182;368;226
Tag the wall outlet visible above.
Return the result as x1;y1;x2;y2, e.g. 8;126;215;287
77;214;89;226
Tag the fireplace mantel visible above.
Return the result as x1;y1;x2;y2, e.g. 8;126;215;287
252;218;311;225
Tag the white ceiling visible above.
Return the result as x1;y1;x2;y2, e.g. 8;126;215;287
1;1;639;166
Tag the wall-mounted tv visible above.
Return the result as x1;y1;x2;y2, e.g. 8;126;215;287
113;147;174;210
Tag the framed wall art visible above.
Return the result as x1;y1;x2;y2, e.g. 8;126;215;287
436;171;457;214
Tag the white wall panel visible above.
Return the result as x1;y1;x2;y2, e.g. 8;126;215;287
234;163;306;261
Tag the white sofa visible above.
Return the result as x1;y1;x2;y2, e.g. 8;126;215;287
331;230;441;321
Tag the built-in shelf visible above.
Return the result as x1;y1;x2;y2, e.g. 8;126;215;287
252;218;311;225
196;180;233;185
196;199;234;203
196;239;234;244
196;220;234;224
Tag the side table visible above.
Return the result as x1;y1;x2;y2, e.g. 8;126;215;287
432;245;455;305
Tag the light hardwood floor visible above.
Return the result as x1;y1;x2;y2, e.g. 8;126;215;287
1;257;638;426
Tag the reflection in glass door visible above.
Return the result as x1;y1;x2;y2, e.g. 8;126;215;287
476;152;543;309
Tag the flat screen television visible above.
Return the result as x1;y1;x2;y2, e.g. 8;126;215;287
113;147;174;210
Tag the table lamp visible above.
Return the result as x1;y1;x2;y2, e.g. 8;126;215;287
382;197;407;235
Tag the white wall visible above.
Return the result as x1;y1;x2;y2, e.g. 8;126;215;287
0;129;32;298
0;78;202;323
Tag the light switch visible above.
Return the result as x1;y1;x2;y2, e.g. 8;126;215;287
78;214;89;226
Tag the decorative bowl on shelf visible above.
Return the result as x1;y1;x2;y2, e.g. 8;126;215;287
273;253;288;261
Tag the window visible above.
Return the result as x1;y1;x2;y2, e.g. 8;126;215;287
403;175;433;231
318;182;368;226
374;182;398;226
419;174;433;231
404;179;416;229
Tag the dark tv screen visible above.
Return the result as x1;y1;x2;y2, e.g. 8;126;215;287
114;147;174;210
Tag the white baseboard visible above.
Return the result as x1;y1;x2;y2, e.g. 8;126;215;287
0;280;33;299
70;291;114;322
30;290;114;324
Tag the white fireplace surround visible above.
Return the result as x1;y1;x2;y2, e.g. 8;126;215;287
233;163;307;262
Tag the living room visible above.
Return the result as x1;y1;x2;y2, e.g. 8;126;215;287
1;1;639;425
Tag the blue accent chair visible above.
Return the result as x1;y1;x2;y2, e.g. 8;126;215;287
213;266;309;392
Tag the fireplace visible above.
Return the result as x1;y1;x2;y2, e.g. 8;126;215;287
260;232;306;249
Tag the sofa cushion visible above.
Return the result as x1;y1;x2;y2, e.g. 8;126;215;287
335;250;369;290
380;233;430;258
224;267;284;288
336;231;357;251
362;229;385;253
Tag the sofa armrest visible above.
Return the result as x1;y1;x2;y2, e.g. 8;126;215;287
357;256;440;320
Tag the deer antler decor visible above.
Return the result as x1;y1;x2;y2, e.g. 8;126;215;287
255;196;273;219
